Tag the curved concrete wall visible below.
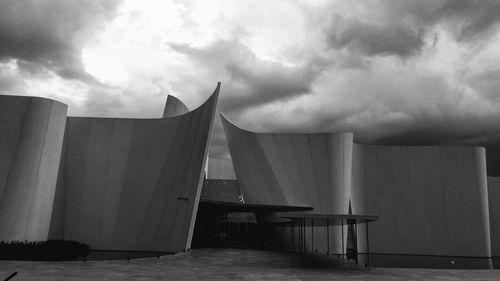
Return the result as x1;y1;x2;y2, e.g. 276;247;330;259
488;176;500;263
49;84;219;252
352;144;492;268
222;114;353;253
0;95;67;242
222;115;353;212
222;114;492;267
163;95;189;117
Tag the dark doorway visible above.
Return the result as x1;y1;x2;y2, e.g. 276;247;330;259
192;205;257;249
191;200;313;250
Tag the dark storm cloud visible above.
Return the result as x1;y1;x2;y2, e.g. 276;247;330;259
326;15;425;58
372;118;500;176
387;0;500;41
466;68;500;100
0;0;122;82
170;39;330;159
325;0;500;59
223;61;317;111
171;39;326;113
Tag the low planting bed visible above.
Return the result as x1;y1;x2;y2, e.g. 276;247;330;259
0;240;89;261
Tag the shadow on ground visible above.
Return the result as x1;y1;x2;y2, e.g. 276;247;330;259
1;248;500;281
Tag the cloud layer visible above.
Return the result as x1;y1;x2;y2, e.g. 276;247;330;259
2;0;500;174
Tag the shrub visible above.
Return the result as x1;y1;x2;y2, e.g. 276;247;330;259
0;240;89;261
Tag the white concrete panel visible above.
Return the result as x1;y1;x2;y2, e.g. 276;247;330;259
352;144;492;268
273;134;312;205
0;96;67;242
308;134;330;213
391;147;415;253
99;119;135;248
63;118;92;242
248;134;286;205
456;147;490;257
488;176;500;257
404;147;432;255
25;101;67;241
438;147;461;255
114;120;158;248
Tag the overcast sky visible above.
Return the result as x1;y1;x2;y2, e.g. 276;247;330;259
2;0;500;172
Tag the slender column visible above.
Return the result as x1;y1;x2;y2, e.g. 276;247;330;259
237;222;240;243
326;219;329;255
290;219;295;266
216;213;220;245
298;218;301;253
311;218;314;253
297;218;300;253
341;219;345;264
282;223;285;250
366;221;370;270
302;218;305;253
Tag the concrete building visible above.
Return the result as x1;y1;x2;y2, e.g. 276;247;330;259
221;114;494;269
1;83;499;269
0;83;219;253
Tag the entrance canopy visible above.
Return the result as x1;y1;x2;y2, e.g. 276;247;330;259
199;200;313;213
276;212;378;225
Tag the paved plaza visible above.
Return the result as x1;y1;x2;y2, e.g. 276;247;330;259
1;248;500;280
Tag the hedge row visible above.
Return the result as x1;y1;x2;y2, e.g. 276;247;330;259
0;240;89;261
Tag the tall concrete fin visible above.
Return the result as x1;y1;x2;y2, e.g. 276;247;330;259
163;95;189;117
50;83;220;252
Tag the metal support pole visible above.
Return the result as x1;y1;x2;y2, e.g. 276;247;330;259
326;219;329;255
216;213;220;245
237;222;240;243
298;218;300;253
311;218;314;253
290;220;295;266
341;218;345;265
302;218;305;254
354;222;358;264
257;223;260;248
282;223;285;250
366;221;371;270
302;218;305;253
300;218;306;253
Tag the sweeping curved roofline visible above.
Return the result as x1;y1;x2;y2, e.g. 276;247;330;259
162;82;220;119
220;112;253;134
220;112;353;136
0;94;68;108
220;113;486;149
65;82;221;120
163;94;189;117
